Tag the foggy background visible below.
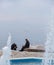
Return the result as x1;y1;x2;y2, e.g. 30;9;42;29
0;0;52;49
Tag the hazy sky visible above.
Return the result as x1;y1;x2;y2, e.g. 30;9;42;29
0;0;52;49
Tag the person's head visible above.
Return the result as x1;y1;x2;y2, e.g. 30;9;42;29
25;39;28;41
11;43;17;50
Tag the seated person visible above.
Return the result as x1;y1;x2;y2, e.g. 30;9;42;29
11;43;17;50
20;39;30;51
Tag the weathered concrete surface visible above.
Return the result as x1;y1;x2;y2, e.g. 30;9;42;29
11;51;44;58
0;45;45;58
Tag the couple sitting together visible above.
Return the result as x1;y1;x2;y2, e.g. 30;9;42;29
11;39;30;51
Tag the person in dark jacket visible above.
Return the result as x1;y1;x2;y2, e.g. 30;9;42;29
20;39;30;51
11;43;17;50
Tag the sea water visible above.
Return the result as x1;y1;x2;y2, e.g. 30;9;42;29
44;6;54;65
0;33;11;65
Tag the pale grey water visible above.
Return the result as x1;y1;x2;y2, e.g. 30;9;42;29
0;0;51;50
0;21;48;50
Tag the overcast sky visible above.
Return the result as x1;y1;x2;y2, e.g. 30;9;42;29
0;0;53;49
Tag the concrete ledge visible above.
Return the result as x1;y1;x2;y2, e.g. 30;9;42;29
24;45;45;52
24;48;45;52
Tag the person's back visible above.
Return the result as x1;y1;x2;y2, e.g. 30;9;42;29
20;39;30;51
25;39;30;48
